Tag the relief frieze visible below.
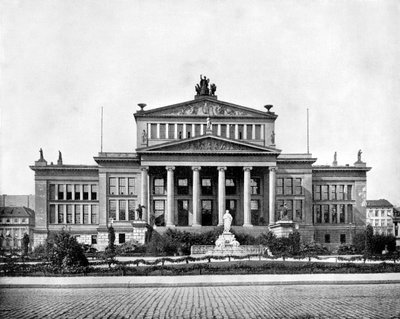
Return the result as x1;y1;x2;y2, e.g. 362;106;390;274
169;139;250;151
163;101;250;117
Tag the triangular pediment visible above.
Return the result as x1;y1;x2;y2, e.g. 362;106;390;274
135;96;276;119
137;135;281;154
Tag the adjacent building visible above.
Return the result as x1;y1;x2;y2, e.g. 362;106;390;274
366;199;395;236
0;207;35;249
30;77;371;250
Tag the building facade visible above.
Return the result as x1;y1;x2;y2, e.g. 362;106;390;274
366;199;395;236
0;194;35;210
0;207;35;250
31;77;370;250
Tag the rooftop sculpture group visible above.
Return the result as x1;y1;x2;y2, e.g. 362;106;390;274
195;75;217;96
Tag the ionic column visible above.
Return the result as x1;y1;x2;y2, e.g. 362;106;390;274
218;166;227;226
141;167;149;222
166;166;175;227
269;167;277;225
192;166;201;227
243;166;253;227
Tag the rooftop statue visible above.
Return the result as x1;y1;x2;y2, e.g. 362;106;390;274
358;149;362;162
195;75;216;96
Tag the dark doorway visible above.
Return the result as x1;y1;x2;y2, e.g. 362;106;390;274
177;200;189;226
226;199;237;225
201;200;213;226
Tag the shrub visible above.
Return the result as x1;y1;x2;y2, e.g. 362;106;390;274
46;230;88;271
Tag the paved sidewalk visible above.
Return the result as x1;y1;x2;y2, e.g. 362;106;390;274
1;273;400;288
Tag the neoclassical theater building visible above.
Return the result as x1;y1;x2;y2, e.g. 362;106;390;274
31;77;370;250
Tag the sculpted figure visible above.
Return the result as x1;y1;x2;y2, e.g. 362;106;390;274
142;129;148;143
271;131;275;144
39;148;44;160
210;83;217;95
223;210;233;233
206;117;212;130
136;204;145;220
357;149;362;162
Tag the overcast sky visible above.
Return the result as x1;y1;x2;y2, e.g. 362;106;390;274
1;0;399;205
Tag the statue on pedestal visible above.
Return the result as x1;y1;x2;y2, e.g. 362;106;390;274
357;149;362;162
136;204;145;220
223;210;233;233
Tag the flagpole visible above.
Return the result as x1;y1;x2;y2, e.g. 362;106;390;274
307;108;309;154
101;106;103;153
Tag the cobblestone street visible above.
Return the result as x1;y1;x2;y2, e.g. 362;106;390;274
1;284;400;318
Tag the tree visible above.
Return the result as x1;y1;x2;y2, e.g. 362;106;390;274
364;224;374;258
22;233;30;256
104;226;116;266
46;230;88;272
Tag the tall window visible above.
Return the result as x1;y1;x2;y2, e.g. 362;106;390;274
276;178;283;195
50;185;56;200
322;185;329;200
119;200;126;221
58;185;64;200
338;185;345;200
250;178;260;195
347;185;352;200
66;185;73;200
91;185;98;200
168;123;175;139
83;205;89;224
49;205;56;224
58;205;64;223
251;200;260;225
154;178;165;195
109;178;117;195
201;178;213;195
323;204;329;223
154;200;165;226
159;124;166;139
347;205;353;223
75;185;81;200
186;124;192;138
325;234;330;243
150;124;157;139
119;178;126;195
194;124;201;137
225;178;236;195
229;124;235;138
295;200;302;221
330;185;337;200
83;185;89;200
177;178;189;195
294;178;302;195
255;125;261;139
314;185;321;201
128;200;136;220
238;125;244;139
220;124;227;137
91;205;98;224
284;178;293;195
246;125;253;139
315;205;322;223
339;204;345;223
109;200;117;220
75;205;81;224
67;205;73;223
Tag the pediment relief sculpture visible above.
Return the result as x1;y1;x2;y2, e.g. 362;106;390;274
168;139;251;151
163;101;249;117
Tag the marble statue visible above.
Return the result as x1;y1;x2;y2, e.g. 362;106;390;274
357;149;362;162
223;210;233;233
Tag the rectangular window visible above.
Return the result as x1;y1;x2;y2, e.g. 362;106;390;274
91;205;98;224
119;200;126;221
212;124;218;135
201;178;213;195
325;234;330;243
119;178;126;195
347;205;353;223
150;124;157;139
177;124;183;139
127;178;135;195
314;185;321;201
91;185;98;200
340;234;346;244
83;185;89;200
50;185;56;200
83;205;89;224
75;185;81;200
238;124;244;139
331;205;338;223
338;185;345;200
109;200;117;220
91;235;97;245
159;124;166;139
75;205;81;224
194;124;201;137
229;124;235;138
66;185;73;200
220;124;227;137
286;200;293;220
339;204;345;223
49;205;56;224
255;125;261;139
67;205;73;224
294;178;302;195
246;125;253;139
58;185;64;200
295;200;302;221
347;185;352;200
322;185;329;200
58;205;64;223
177;178;189;195
167;123;174;139
323;204;329;223
128;200;136;220
186;124;192;138
375;210;379;217
250;178;260;195
109;178;117;195
154;200;165;226
315;205;322;223
284;178;293;195
119;233;126;244
154;178;165;195
330;185;337;200
276;178;283;195
225;178;237;195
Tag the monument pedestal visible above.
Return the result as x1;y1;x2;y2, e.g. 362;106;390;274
269;220;298;238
